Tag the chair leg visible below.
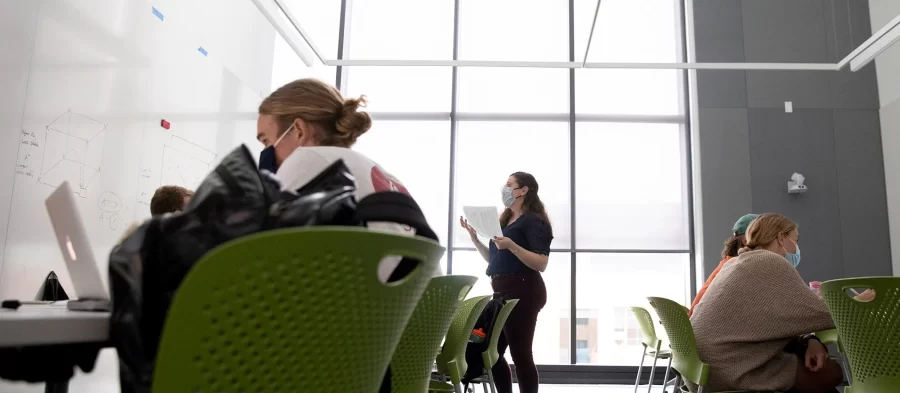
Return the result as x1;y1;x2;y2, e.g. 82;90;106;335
647;352;660;393
487;369;497;393
839;353;852;385
635;346;648;393
661;356;673;393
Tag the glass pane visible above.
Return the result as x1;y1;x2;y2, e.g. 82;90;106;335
575;123;688;249
271;34;336;92
457;68;569;114
574;253;690;365
352;121;451;245
348;0;454;60
459;0;568;61
345;67;452;112
279;0;342;59
574;69;680;116
453;121;571;248
574;0;680;63
451;251;572;364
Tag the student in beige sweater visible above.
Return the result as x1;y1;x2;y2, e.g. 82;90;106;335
690;214;842;393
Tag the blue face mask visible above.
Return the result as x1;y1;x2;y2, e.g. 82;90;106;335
783;238;801;268
258;125;293;173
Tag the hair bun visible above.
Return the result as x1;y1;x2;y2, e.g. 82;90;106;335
335;95;372;142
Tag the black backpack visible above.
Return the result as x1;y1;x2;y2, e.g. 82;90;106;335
460;295;506;388
110;145;437;393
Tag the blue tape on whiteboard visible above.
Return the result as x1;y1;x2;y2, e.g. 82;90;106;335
198;47;208;57
151;7;164;21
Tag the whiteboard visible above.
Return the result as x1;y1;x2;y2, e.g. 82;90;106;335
0;0;275;300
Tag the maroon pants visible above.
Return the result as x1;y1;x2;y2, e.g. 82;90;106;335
490;270;547;393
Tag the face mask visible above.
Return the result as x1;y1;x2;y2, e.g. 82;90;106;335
258;125;293;173
782;238;801;268
501;186;521;208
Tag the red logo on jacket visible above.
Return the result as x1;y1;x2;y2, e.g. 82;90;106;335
371;166;410;196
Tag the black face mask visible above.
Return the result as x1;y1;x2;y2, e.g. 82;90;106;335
258;146;278;173
258;124;294;173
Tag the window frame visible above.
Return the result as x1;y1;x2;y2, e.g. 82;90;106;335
327;0;694;380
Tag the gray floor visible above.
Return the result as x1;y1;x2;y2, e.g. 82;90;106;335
0;349;647;393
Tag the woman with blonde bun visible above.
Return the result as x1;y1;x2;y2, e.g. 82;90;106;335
256;78;418;283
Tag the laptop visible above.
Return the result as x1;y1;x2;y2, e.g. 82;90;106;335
45;182;110;311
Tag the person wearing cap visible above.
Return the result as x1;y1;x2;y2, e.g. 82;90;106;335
688;213;759;316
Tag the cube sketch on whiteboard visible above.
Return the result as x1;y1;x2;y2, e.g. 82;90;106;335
160;135;216;190
37;110;106;198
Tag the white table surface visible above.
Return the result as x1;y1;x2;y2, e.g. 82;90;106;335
0;304;110;347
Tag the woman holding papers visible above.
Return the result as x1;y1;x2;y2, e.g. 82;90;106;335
459;171;553;393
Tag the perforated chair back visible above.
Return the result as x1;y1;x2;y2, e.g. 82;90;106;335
482;299;519;369
151;227;444;393
821;277;900;393
647;297;709;387
435;295;491;384
389;275;477;393
631;306;661;351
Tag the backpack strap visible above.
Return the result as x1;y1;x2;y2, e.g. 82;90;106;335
355;192;438;282
354;192;437;242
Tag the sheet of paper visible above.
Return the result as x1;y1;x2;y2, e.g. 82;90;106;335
463;206;503;239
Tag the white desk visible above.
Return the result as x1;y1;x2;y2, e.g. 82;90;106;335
0;305;110;347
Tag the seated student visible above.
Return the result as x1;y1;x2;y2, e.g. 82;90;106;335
150;185;193;216
689;213;758;316
690;213;842;393
255;78;419;282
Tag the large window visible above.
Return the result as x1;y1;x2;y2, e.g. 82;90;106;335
575;254;690;365
273;0;691;369
452;121;571;248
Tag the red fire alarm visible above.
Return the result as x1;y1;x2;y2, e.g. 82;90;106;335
160;119;171;130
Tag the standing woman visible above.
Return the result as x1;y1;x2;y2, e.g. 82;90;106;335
459;171;553;393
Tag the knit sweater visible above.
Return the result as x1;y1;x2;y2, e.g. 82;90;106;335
690;250;835;391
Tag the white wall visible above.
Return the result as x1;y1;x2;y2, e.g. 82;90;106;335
870;0;900;276
0;0;277;301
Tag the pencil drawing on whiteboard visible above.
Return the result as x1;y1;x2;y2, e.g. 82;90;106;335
98;191;125;231
136;135;216;206
37;110;107;198
161;135;216;189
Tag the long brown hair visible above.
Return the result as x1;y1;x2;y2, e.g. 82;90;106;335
258;78;371;147
499;172;552;233
721;234;746;258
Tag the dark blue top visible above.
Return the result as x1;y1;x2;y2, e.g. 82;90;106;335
487;214;553;275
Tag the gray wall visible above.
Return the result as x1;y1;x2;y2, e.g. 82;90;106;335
869;0;900;276
694;0;893;281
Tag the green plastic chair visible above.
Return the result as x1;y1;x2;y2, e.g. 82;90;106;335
468;299;520;393
388;275;478;393
821;277;900;393
631;306;673;393
432;295;492;393
151;227;444;393
647;297;779;393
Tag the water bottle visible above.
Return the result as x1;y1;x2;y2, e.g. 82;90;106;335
470;328;486;343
